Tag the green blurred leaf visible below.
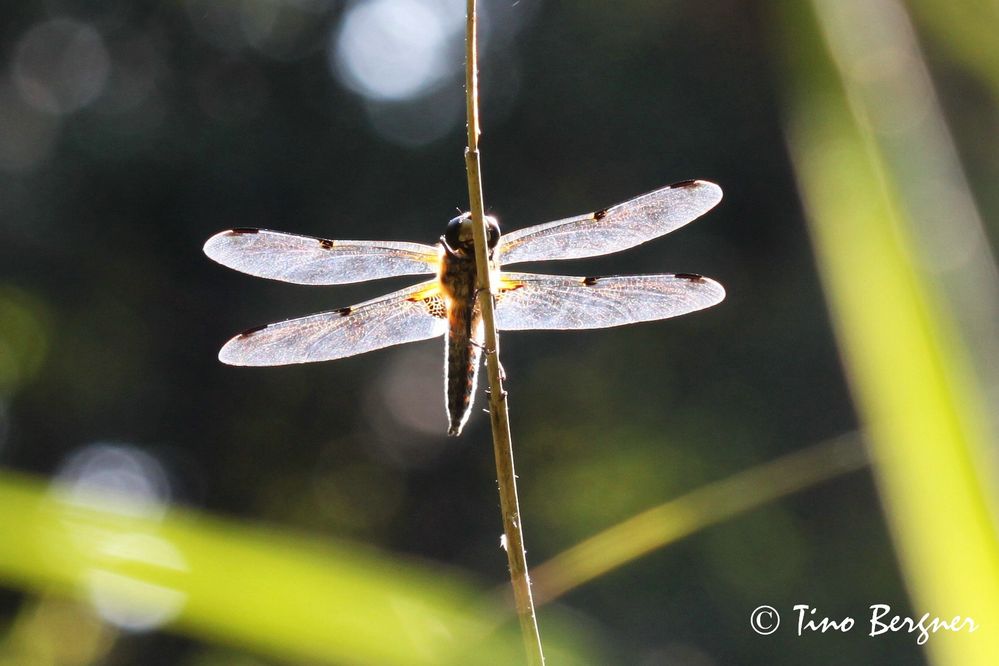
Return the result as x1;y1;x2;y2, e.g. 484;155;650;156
0;470;596;665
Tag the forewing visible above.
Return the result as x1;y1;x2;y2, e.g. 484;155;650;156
218;280;448;365
497;180;722;265
204;229;439;285
495;272;725;330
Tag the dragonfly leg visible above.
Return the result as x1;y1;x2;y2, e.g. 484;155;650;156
472;340;507;381
483;377;509;400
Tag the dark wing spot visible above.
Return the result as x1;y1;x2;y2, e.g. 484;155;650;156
336;306;353;316
494;284;523;305
671;179;699;189
229;228;260;235
675;273;705;282
238;323;269;337
582;276;600;286
593;209;608;221
318;238;335;249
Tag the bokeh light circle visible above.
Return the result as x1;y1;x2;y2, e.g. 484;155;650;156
331;0;458;102
13;18;110;115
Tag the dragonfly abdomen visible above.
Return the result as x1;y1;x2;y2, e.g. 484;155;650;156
445;309;483;437
440;244;484;437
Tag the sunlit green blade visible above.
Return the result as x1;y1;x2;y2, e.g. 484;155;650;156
0;471;595;665
778;1;999;664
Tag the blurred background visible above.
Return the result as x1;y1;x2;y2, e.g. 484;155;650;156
1;0;998;664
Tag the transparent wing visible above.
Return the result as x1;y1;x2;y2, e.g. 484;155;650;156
495;272;725;330
204;229;439;285
218;280;448;366
497;180;722;265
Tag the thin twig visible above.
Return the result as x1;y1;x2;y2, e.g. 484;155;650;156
463;1;545;664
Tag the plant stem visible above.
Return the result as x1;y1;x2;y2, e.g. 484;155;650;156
529;433;868;605
464;1;545;664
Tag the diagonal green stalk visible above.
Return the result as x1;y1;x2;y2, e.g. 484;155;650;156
463;1;545;664
529;434;868;605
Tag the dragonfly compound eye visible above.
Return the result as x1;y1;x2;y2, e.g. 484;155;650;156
486;216;500;249
445;213;467;250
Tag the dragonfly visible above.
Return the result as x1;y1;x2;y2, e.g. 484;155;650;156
204;179;725;436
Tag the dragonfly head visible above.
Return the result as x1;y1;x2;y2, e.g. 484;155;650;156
444;212;500;257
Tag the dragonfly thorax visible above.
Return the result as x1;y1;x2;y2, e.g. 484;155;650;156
443;212;500;257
